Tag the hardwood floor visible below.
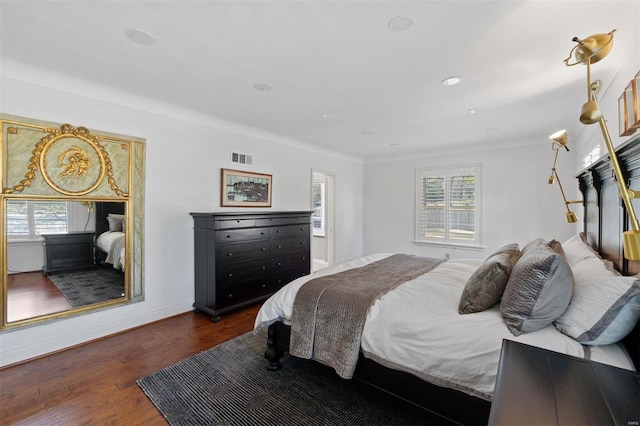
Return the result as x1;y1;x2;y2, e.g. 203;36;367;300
6;272;72;322
0;304;262;425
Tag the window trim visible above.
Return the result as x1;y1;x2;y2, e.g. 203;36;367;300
414;164;483;248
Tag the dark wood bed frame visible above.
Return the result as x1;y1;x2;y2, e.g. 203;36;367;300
93;201;126;265
264;133;640;425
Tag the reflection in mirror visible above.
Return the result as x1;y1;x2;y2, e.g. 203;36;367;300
5;199;128;324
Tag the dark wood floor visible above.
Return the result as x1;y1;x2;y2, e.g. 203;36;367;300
0;304;261;425
7;272;72;322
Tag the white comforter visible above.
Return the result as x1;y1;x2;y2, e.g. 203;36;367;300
255;253;635;400
96;231;125;271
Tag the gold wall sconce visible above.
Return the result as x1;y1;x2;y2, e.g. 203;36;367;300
564;30;640;260
548;130;581;223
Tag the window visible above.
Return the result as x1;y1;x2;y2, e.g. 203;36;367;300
312;182;325;237
6;200;68;236
415;165;481;246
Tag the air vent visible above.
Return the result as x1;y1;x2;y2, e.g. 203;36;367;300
231;152;253;165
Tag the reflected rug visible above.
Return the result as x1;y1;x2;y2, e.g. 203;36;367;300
48;268;125;307
137;332;445;426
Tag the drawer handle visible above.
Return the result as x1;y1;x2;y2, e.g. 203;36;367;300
276;230;281;233
261;247;267;251
228;273;233;277
227;253;233;256
277;279;283;283
301;257;306;261
300;242;305;245
277;245;282;249
228;293;233;298
261;284;266;288
226;235;231;238
261;266;266;270
277;262;283;266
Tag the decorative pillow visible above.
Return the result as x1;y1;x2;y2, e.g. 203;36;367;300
485;243;521;267
501;240;574;336
547;239;566;259
554;260;640;345
459;253;513;314
562;232;600;267
107;214;125;232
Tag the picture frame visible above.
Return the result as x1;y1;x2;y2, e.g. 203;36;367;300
619;81;637;137
221;168;272;207
631;71;640;130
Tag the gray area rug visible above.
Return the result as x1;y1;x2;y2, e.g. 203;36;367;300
48;268;125;307
138;332;445;425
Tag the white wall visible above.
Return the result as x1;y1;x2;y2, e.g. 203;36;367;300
363;139;580;259
0;77;363;366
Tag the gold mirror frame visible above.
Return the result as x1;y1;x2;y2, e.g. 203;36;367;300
0;114;145;330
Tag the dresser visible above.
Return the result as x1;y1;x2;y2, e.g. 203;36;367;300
190;211;312;321
489;339;640;425
41;232;95;275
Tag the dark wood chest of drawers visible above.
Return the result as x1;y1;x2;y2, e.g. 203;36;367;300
41;232;95;275
190;211;312;321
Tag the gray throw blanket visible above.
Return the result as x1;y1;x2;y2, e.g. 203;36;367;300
290;254;445;379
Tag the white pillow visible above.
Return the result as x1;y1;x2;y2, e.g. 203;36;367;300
554;257;640;345
561;232;600;267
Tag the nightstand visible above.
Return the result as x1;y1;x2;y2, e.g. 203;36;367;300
489;339;639;425
42;232;95;275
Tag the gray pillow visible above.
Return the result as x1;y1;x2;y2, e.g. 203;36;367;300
459;253;512;314
107;213;125;232
501;240;573;336
485;243;521;267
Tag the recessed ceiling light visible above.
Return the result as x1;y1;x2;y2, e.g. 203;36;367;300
390;142;400;146
125;28;156;45
441;76;462;86
253;83;272;91
388;15;413;32
321;113;335;119
361;131;374;136
468;109;479;114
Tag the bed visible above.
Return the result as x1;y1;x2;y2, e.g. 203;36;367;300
94;202;126;271
253;134;640;425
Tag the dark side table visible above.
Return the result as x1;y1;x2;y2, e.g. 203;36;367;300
489;339;640;425
42;231;95;275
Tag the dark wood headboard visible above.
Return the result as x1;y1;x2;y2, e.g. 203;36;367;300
94;202;126;236
577;132;640;370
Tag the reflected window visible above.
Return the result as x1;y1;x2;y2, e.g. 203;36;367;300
313;182;325;237
7;200;68;236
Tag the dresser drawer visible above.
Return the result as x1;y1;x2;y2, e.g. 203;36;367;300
272;251;309;271
256;216;310;227
271;224;310;239
271;236;308;255
217;259;271;287
217;227;270;244
216;241;270;266
216;218;256;229
272;267;309;287
216;279;278;308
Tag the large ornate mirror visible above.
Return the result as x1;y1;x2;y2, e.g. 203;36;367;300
1;114;145;329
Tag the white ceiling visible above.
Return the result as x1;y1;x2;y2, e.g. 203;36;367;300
1;1;638;162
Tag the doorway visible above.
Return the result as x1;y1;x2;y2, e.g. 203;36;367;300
311;170;335;272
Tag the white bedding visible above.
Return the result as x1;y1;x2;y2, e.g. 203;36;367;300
96;231;125;271
254;253;635;401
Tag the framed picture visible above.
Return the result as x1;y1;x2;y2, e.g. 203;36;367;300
619;82;636;137
631;71;640;130
221;168;272;207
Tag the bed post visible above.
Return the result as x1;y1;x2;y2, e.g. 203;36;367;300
265;321;291;370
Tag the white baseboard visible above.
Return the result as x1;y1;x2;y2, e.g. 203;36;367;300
0;301;194;367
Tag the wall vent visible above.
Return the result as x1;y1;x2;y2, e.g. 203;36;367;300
231;151;253;165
